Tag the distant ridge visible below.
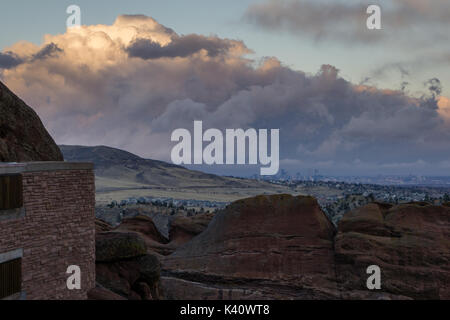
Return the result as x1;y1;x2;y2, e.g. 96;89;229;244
59;145;267;191
60;145;180;169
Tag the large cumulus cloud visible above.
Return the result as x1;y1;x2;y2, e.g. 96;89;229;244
1;14;449;175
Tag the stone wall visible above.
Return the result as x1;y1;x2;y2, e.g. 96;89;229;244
0;162;95;300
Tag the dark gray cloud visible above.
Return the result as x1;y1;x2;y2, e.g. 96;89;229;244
245;0;372;43
244;0;450;45
0;52;23;69
32;43;63;61
420;78;443;109
127;35;236;59
0;43;62;70
425;78;442;98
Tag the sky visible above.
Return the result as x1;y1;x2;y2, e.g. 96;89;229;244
1;0;450;176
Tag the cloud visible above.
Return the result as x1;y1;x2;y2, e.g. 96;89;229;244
1;14;450;175
0;52;24;69
32;43;63;60
0;43;62;70
127;34;240;59
244;0;450;45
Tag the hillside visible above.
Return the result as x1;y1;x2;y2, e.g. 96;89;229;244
60;145;290;204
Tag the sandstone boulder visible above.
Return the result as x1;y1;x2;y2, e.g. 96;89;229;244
96;232;147;262
162;194;338;299
116;215;169;244
335;202;450;299
137;254;161;284
169;212;214;246
114;215;173;256
95;218;113;233
87;286;127;300
95;231;163;300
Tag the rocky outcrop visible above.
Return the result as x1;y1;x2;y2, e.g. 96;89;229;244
115;215;171;256
88;286;127;300
335;202;450;300
0;81;63;162
109;213;214;256
162;195;339;299
160;195;450;300
96;232;147;262
95;218;113;233
95;231;163;300
169;213;214;247
92;194;449;300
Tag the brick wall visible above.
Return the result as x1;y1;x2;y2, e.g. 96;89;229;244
0;162;95;300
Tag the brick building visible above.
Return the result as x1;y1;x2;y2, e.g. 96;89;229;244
0;162;95;300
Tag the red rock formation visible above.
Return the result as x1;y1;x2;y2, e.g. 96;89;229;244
0;81;63;162
162;194;339;299
96;219;113;233
335;202;450;300
88;286;127;300
161;196;449;300
111;214;214;256
169;213;214;247
92;195;449;300
115;215;172;256
95;231;163;300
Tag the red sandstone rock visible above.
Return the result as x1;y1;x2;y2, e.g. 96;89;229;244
87;286;127;300
161;196;450;300
112;214;214;256
96;262;133;297
96;218;113;233
117;216;168;244
335;202;450;300
0;81;63;162
134;282;153;300
162;194;338;299
93;194;449;300
169;213;214;247
96;254;163;300
114;215;172;255
96;232;147;262
95;228;163;300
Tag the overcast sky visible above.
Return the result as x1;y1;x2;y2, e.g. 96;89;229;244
1;0;449;176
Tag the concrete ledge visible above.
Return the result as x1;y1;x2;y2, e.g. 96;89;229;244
2;291;26;300
0;207;26;222
0;162;93;174
0;248;23;264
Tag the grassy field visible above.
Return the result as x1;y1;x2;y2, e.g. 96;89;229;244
95;176;297;204
60;145;344;205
